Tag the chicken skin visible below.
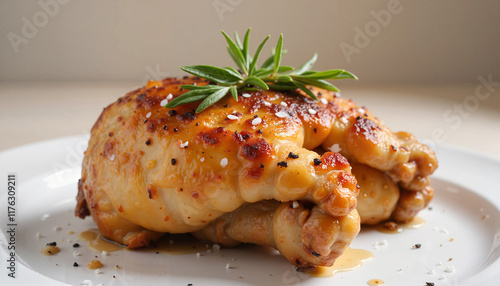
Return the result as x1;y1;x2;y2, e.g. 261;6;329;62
76;76;437;268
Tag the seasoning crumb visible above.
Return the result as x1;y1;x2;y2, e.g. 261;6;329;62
328;143;341;153
87;260;103;270
425;283;435;286
384;221;398;231
275;111;288;118
277;161;288;168
101;251;109;256
292;201;299;209
220;158;228;168
251;117;262;126
73;251;81;257
73;243;80;248
171;158;177;165
213;244;221;250
313;158;322;166
73;262;79;267
287;152;299;159
115;265;120;269
412;244;422;250
53;226;61;231
180;141;189;148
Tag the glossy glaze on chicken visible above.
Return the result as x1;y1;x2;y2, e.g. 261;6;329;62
76;76;437;270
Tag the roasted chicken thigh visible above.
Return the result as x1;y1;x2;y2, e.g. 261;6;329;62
76;76;437;269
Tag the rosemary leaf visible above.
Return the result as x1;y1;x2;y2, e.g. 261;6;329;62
196;87;230;113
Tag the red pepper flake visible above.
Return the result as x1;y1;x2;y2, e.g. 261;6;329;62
313;158;322;166
277;161;288;168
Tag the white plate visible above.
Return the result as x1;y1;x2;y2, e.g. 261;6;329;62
1;135;500;286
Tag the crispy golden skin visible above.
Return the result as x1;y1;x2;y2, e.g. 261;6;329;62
76;76;437;266
193;200;360;270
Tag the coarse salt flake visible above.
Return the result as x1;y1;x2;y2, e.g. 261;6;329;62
275;111;288;118
340;117;348;124
225;263;231;269
197;252;201;258
320;98;328;105
220;158;228;168
280;102;288;107
308;108;317;115
110;154;115;161
102;251;108;256
213;244;221;250
94;269;102;275
200;157;205;162
264;101;272;107
427;269;436;275
438;275;447;280
328;144;341;153
73;251;81;257
444;266;455;273
292;201;299;208
251;117;262;125
146;112;152;118
36;232;42;239
242;93;251;98
380;239;388;246
167;93;173;100
180;141;189;148
358;108;365;114
160;99;168;106
227;114;239;120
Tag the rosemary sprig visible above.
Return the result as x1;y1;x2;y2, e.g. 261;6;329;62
166;29;357;113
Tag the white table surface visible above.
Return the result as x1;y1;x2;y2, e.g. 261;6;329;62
1;81;499;157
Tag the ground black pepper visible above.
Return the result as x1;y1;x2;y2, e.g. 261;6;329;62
313;158;322;165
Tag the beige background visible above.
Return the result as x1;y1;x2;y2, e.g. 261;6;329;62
1;0;499;156
1;0;499;84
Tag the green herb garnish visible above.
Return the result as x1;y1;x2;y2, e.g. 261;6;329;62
166;29;357;113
